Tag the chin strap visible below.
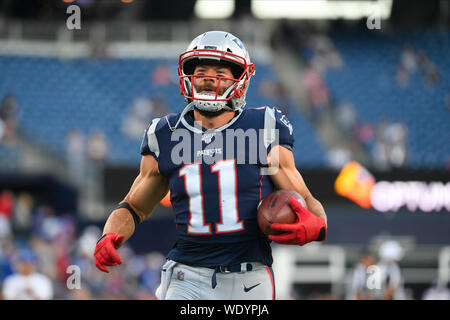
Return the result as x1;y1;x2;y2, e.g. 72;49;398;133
168;101;195;132
167;100;236;132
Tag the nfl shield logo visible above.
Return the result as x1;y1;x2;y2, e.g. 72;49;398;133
177;271;184;281
201;132;215;144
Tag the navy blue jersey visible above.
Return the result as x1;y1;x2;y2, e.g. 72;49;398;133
140;106;294;268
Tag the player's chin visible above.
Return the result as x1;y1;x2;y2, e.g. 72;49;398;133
194;106;228;118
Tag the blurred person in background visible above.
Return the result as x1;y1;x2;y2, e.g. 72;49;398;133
372;117;408;170
395;44;417;88
72;226;105;299
385;122;408;168
0;217;14;291
307;34;344;73
0;190;14;220
66;128;86;188
0;190;14;243
12;192;34;237
151;61;177;87
327;144;353;170
149;95;170;119
422;279;450;300
2;250;53;300
417;50;440;88
0;93;19;144
302;61;331;122
121;96;156;139
346;252;377;300
354;122;376;151
258;79;291;115
375;240;408;300
86;129;109;182
121;94;171;140
335;100;357;136
86;129;109;166
395;62;410;88
399;44;418;74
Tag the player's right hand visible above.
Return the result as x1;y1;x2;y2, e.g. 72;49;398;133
268;197;326;246
94;233;124;273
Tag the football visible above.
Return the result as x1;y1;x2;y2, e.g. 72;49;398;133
257;190;307;235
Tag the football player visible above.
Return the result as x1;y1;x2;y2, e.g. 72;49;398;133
94;31;327;300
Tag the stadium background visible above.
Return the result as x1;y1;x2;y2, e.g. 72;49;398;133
0;0;449;300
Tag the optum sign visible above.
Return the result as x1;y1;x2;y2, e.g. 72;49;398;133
371;181;450;212
335;161;450;213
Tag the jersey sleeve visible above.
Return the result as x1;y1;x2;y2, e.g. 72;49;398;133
140;117;163;159
263;106;295;153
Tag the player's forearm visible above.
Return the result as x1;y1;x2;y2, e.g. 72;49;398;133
103;208;136;242
273;146;328;225
304;194;327;225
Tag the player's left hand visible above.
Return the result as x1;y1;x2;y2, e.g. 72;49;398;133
268;197;327;246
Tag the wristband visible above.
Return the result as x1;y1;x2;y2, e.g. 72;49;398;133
96;233;107;245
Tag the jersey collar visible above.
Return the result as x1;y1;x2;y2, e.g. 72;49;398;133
180;108;244;134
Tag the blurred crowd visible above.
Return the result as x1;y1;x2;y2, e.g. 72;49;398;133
121;94;170;140
396;44;440;89
0;190;165;300
298;32;411;171
257;78;294;118
301;34;342;122
334;102;409;171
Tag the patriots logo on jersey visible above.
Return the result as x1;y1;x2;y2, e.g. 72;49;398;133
196;147;222;157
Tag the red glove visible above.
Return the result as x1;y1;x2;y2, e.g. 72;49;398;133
268;197;327;246
94;233;124;273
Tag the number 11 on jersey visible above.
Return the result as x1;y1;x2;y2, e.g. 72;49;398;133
179;159;243;235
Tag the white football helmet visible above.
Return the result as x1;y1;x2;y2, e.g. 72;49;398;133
178;31;255;112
